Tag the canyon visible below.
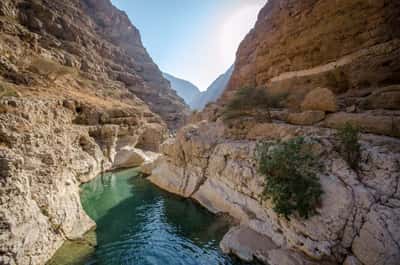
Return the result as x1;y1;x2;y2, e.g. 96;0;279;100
164;66;234;110
148;0;400;265
0;0;187;264
0;0;399;265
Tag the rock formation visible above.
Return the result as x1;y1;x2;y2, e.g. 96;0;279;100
149;0;400;264
0;0;187;264
163;72;200;109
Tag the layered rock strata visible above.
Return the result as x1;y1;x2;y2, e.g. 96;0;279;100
0;0;186;264
0;0;188;129
0;96;167;265
215;0;400;138
149;121;400;265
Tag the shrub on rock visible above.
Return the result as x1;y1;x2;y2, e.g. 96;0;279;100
256;137;323;219
336;122;361;170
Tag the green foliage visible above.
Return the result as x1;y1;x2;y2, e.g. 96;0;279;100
257;137;323;219
337;123;361;170
222;87;272;122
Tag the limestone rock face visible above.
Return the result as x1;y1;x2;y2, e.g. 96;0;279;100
0;97;167;265
0;0;189;129
222;0;400;104
213;0;400;134
0;0;183;263
149;121;400;265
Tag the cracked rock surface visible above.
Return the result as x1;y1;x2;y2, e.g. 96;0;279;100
149;121;400;265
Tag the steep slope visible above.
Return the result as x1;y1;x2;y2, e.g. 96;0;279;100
0;0;187;264
163;72;200;108
221;0;400;108
148;1;400;265
192;65;233;110
0;0;188;129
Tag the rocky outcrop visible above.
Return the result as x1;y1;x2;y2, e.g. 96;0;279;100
214;0;400;138
149;0;400;264
0;0;189;129
0;96;167;265
222;0;400;102
149;121;400;265
0;0;186;264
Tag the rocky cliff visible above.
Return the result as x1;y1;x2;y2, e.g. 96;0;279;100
149;0;400;265
0;0;188;129
0;0;187;264
220;0;400;130
149;121;400;265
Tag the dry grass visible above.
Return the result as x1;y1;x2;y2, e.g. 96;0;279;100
28;57;76;81
0;82;19;98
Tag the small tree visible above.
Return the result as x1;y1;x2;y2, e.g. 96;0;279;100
222;87;272;122
257;137;323;219
337;123;361;170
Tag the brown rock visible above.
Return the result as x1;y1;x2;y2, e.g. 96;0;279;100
324;112;400;137
301;88;337;112
287;111;325;125
220;0;400;112
360;85;400;110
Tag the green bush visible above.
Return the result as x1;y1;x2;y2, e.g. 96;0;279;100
257;137;323;219
222;87;272;122
337;123;361;170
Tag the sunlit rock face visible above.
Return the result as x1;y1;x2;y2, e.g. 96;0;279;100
0;0;188;264
0;0;189;129
149;121;400;265
149;0;400;264
220;0;400;114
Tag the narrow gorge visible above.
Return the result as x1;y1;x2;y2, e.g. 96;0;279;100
0;1;399;265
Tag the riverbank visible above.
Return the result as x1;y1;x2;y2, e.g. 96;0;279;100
47;168;249;265
146;121;400;265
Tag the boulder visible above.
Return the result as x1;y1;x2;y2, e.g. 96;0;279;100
301;88;337;112
287;111;325;125
220;226;277;262
113;147;147;169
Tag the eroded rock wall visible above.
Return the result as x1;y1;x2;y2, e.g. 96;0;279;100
210;0;400;139
0;0;189;129
149;122;400;265
0;0;184;264
223;0;400;101
0;96;167;265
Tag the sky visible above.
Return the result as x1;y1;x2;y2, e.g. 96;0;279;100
111;0;266;91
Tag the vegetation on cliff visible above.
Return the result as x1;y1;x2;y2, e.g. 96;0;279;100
222;87;288;122
256;137;323;219
336;123;361;170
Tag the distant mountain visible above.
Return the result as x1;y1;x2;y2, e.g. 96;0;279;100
191;65;234;110
163;73;200;108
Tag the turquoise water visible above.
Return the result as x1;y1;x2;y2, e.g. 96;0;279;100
48;168;250;265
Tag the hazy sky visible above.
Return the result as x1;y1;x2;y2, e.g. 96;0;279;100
111;0;266;91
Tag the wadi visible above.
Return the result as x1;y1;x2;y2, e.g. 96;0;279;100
0;1;399;265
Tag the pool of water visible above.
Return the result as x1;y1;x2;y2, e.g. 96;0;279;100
47;168;251;265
